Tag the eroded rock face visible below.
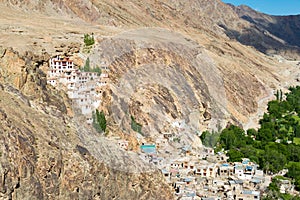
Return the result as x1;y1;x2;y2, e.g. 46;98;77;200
0;0;296;130
0;89;173;199
0;47;69;115
90;28;273;138
0;49;173;200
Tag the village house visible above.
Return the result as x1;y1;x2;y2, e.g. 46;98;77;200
47;56;76;87
162;168;171;179
228;179;244;192
195;161;218;178
170;158;186;169
140;144;156;155
203;147;214;155
195;147;215;160
182;145;192;156
251;169;264;186
234;164;244;179
236;190;260;200
155;141;267;200
218;163;234;177
201;197;222;200
118;140;129;150
278;179;293;194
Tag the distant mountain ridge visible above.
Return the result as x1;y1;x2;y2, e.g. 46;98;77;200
227;4;300;59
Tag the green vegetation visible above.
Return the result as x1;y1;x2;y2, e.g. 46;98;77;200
83;33;95;53
294;137;300;145
84;33;95;46
93;109;106;133
200;86;300;191
275;89;283;101
286;162;300;191
200;130;220;148
173;137;181;143
263;176;300;200
83;57;91;72
81;57;102;74
131;115;142;134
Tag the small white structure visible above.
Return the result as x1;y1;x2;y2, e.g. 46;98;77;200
234;164;244;178
118;140;129;150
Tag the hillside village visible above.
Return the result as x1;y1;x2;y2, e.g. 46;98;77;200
45;54;298;200
134;139;295;200
46;55;109;124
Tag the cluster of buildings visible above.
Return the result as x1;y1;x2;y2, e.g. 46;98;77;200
46;56;109;123
117;131;268;200
153;145;265;199
114;117;271;199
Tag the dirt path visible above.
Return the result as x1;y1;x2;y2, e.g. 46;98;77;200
243;87;274;130
243;73;275;130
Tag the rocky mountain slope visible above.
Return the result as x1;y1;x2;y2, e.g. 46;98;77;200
4;0;300;60
0;47;172;199
0;0;300;199
228;4;300;60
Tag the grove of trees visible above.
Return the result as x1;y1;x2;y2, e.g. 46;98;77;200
201;86;300;191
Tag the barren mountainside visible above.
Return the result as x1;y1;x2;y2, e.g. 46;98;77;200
0;47;173;199
4;0;300;60
0;0;300;199
229;4;300;59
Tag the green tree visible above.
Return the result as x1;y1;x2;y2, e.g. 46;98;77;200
275;89;283;101
287;145;300;162
286;162;300;190
227;149;243;162
92;66;102;75
82;59;102;75
200;130;220;148
83;57;91;72
219;125;245;149
131;116;142;134
260;148;287;173
240;145;259;163
247;128;258;137
216;86;300;184
268;177;280;192
84;33;95;46
93;109;106;133
264;176;300;200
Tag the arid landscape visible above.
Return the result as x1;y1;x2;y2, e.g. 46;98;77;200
0;0;300;199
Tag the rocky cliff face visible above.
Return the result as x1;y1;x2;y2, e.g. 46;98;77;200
0;47;173;199
90;29;229;137
90;27;288;136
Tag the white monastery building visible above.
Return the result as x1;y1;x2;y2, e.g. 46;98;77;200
47;56;108;124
